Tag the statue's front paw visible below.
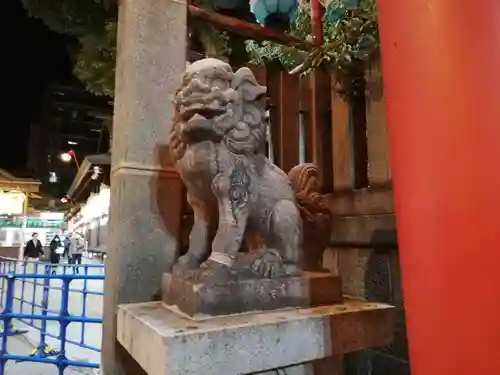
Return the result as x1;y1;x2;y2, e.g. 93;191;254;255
173;254;200;276
194;259;233;284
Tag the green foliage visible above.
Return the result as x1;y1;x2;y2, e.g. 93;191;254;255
21;0;111;36
73;21;117;98
21;0;233;97
246;0;379;99
21;0;378;99
21;0;117;97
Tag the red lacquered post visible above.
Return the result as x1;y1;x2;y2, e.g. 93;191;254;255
376;0;500;374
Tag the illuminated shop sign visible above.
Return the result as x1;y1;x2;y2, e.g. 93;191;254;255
0;191;25;216
0;218;64;229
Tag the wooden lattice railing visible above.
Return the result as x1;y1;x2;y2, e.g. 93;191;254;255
250;65;389;192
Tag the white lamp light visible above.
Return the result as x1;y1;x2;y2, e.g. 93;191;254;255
60;152;72;162
49;172;58;183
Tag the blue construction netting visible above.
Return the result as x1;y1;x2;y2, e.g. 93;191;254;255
0;257;105;374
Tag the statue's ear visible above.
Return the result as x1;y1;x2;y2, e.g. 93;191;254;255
232;67;267;102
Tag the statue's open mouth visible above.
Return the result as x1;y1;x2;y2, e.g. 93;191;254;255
179;103;228;144
181;105;226;122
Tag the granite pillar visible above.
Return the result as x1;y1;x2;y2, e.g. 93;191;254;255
101;0;187;374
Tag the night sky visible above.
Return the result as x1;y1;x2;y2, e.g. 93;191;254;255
3;0;72;172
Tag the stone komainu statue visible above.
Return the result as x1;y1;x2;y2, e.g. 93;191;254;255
168;59;332;280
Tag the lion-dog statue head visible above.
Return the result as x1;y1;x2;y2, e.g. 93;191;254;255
169;58;267;163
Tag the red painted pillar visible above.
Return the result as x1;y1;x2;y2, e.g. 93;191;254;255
376;1;500;374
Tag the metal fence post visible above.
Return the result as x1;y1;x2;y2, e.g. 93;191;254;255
29;264;58;359
0;276;15;375
39;265;50;351
0;263;5;306
57;277;71;375
30;262;39;326
40;264;50;352
19;261;27;317
80;266;89;345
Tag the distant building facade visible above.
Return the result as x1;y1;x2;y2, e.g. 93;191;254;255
26;82;112;199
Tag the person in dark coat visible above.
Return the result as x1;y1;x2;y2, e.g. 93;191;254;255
63;235;71;260
23;232;44;260
49;235;61;275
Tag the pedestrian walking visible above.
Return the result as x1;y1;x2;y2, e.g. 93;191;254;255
49;235;61;275
23;232;44;261
63;235;71;261
69;233;85;274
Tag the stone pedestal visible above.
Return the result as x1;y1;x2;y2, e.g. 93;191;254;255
163;272;342;317
117;300;394;375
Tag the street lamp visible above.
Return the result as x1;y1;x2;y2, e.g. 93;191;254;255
60;152;72;162
250;0;299;27
49;171;58;183
60;150;80;168
91;166;102;180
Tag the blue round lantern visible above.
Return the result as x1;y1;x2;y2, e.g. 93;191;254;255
250;0;299;26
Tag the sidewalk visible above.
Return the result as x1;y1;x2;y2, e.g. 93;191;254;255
4;333;98;375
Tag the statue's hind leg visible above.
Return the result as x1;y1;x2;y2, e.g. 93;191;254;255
270;199;303;276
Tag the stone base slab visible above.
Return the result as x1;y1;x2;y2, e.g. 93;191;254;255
117;300;394;375
162;271;342;317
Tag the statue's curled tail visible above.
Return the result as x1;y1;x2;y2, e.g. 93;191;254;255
288;163;333;270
